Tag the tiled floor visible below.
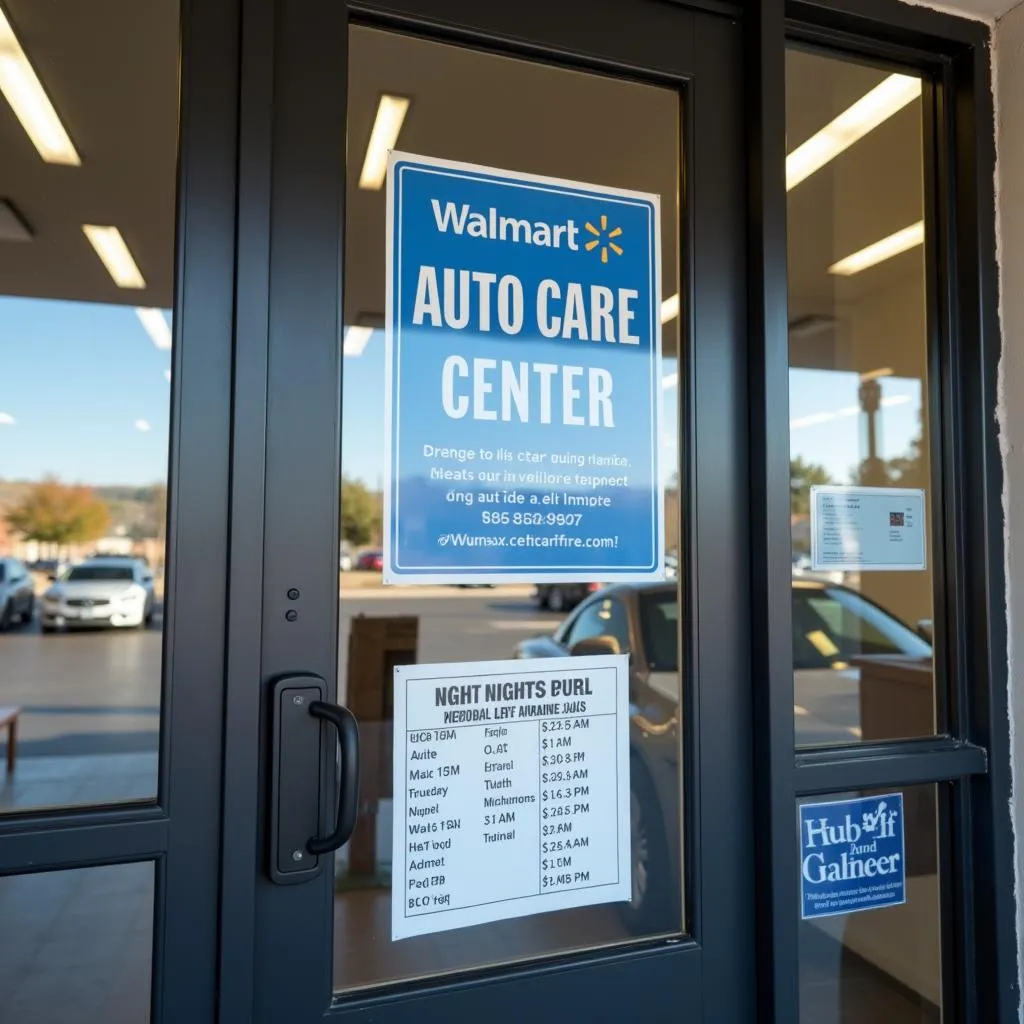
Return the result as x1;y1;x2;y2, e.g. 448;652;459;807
799;922;940;1023
0;755;157;1023
0;858;941;1022
0;752;158;812
0;862;154;1024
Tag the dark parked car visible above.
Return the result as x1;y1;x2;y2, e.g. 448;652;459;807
0;557;35;630
515;577;933;934
356;549;383;572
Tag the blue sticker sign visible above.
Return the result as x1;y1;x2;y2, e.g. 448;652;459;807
800;793;906;920
384;152;663;585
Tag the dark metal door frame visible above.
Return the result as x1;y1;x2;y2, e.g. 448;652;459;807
222;0;755;1020
220;1;1015;1023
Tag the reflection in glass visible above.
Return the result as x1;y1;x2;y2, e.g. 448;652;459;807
786;48;934;746
799;785;942;1022
0;0;178;810
335;26;683;991
0;861;154;1023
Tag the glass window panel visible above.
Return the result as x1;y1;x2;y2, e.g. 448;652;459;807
786;47;935;746
0;1;178;810
0;861;154;1023
799;785;942;1022
335;25;683;992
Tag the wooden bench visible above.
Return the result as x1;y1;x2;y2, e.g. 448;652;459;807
0;706;21;773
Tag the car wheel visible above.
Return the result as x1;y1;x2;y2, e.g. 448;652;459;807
617;761;674;935
0;600;11;632
547;586;567;613
18;595;34;626
41;624;57;635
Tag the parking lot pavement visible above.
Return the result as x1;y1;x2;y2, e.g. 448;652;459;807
339;584;562;679
0;587;566;811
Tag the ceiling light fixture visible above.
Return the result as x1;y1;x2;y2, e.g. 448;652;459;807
828;221;924;276
82;225;146;288
0;7;80;165
0;411;14;425
786;73;921;191
343;325;374;357
359;95;410;190
660;294;679;325
136;308;172;350
134;419;151;433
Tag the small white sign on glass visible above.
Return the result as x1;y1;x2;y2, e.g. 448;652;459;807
810;485;926;572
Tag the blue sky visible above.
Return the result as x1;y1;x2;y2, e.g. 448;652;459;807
788;366;921;482
0;297;921;490
0;296;171;486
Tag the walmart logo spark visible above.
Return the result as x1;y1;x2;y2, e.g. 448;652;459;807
584;215;623;263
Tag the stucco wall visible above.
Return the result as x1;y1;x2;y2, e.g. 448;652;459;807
995;4;1024;1017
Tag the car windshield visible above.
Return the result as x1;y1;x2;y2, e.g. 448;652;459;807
66;566;134;582
638;590;679;671
792;585;932;670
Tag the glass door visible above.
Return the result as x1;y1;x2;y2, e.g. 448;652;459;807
225;1;755;1020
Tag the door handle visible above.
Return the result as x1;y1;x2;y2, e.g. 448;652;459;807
306;701;360;855
267;675;360;885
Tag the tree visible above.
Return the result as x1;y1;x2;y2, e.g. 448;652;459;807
790;457;832;516
5;478;111;549
340;476;381;547
882;433;925;489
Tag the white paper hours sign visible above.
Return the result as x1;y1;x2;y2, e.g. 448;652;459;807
390;655;631;940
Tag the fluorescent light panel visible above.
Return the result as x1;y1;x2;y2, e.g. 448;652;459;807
828;221;924;276
786;73;921;191
83;225;146;289
343;325;374;356
0;7;80;165
359;95;409;190
660;294;679;325
136;308;172;350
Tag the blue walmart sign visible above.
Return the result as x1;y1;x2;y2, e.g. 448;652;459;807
383;152;664;585
800;793;906;919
